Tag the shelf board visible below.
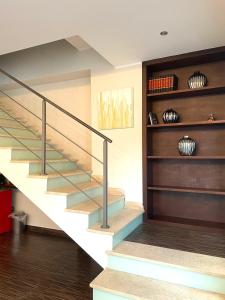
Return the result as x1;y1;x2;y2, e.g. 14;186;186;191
148;185;225;196
147;85;225;100
147;156;225;160
147;120;225;128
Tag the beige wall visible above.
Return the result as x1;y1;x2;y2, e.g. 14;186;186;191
1;77;91;168
91;64;143;205
1;76;91;229
0;44;143;228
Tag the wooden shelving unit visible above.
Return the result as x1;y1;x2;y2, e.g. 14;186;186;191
147;85;225;100
147;120;225;128
142;46;225;228
147;156;225;160
148;186;225;196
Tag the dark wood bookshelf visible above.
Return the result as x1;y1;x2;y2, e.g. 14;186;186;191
143;46;225;229
147;120;225;128
148;185;225;196
147;85;225;100
147;156;225;160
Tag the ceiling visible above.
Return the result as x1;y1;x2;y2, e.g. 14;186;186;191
0;0;225;66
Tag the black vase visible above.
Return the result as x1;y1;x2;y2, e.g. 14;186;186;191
188;71;207;89
178;136;196;156
162;109;179;124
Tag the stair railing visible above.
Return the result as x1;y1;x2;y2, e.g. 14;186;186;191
0;68;112;229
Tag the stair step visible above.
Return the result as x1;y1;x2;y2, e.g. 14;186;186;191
0;127;37;138
0;133;43;140
0;110;13;118
88;207;143;236
0;118;25;128
11;158;70;164
66;193;125;227
109;241;225;279
0;123;28;130
0;135;52;148
91;269;225;300
28;169;90;179
107;241;225;294
47;181;101;195
11;148;63;160
0;146;53;151
29;169;92;190
66;193;124;214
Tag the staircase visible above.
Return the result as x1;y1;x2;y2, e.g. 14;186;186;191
91;241;225;299
0;106;143;267
0;69;225;299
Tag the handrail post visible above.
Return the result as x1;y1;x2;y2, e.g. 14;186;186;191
41;100;47;175
101;139;110;229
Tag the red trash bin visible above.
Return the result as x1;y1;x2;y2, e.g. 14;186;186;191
0;190;12;234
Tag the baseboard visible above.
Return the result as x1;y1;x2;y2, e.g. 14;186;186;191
26;225;69;238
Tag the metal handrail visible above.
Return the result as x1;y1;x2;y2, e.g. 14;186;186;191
0;126;102;209
0;89;103;164
0;68;111;228
0;89;103;186
0;68;112;143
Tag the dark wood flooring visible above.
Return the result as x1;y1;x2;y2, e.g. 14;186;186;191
0;231;102;300
126;221;225;258
1;223;225;299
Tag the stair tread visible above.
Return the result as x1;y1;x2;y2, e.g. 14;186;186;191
110;241;225;279
47;180;101;195
0;123;25;129
0;116;15;121
0;123;29;130
0;146;53;150
0;133;43;140
88;207;143;236
90;269;225;300
10;158;72;163
65;192;124;214
28;169;91;179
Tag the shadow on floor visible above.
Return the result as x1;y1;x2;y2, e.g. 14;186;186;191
0;231;102;300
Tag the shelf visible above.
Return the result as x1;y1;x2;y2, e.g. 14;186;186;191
147;156;225;160
148;185;225;196
147;120;225;128
147;85;225;100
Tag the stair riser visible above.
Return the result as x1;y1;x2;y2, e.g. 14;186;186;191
67;186;103;208
47;173;91;190
88;198;125;227
0;119;24;128
11;149;63;160
0;127;37;138
29;161;78;175
93;289;129;300
0;111;12;118
0;136;44;148
113;215;143;248
107;256;225;295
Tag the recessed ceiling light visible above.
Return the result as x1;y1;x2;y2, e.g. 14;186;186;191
160;31;168;36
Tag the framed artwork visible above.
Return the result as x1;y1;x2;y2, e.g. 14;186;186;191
98;87;134;130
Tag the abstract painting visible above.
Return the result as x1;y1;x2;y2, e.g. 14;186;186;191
98;87;134;130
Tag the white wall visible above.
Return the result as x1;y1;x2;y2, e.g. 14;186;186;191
1;77;92;168
91;65;143;204
0;41;143;228
3;76;91;230
13;190;60;229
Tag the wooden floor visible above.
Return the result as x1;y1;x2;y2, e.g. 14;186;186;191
1;223;225;299
126;221;225;258
0;231;102;300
